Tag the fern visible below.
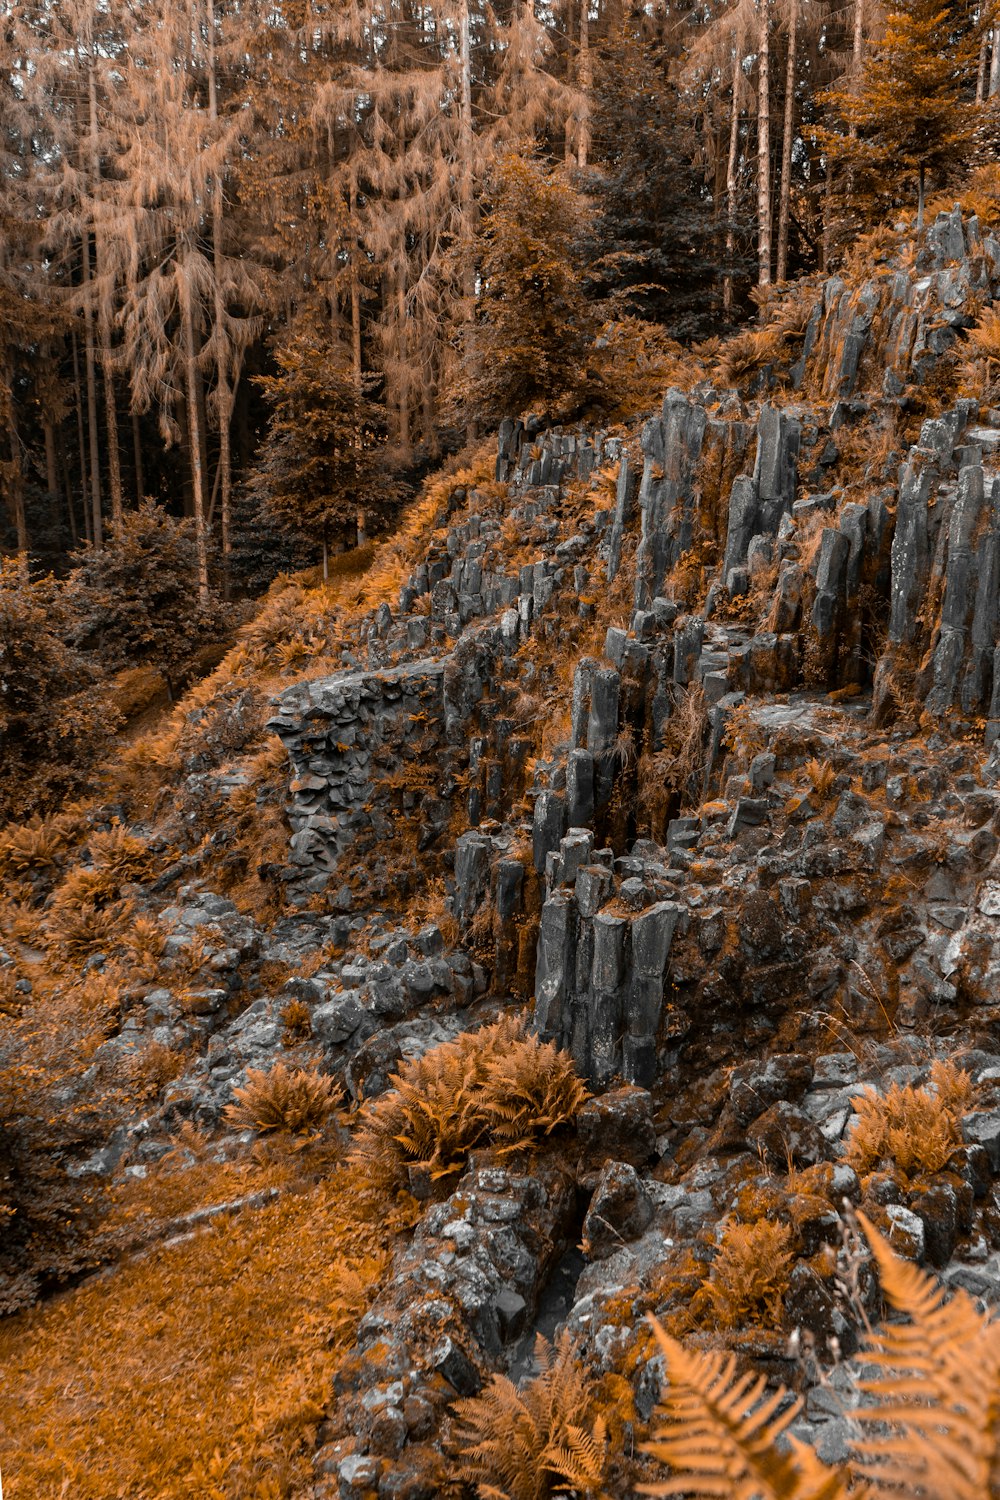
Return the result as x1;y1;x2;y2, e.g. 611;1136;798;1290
641;1323;857;1499
452;1332;613;1500
845;1072;971;1178
87;822;155;884
223;1062;342;1135
643;1214;1000;1500
349;1014;587;1192
854;1210;1000;1500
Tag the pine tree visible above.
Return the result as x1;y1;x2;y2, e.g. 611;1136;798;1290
250;312;398;579
66;502;222;700
452;155;593;427
585;18;731;339
820;0;983;232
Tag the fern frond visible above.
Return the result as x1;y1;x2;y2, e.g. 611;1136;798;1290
853;1210;1000;1500
640;1318;851;1500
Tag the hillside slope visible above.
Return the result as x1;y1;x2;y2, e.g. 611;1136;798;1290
5;207;1000;1496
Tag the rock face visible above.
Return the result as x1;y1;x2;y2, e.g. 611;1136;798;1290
85;206;1000;1493
268;660;451;888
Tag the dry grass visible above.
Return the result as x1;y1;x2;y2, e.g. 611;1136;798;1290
0;1159;406;1499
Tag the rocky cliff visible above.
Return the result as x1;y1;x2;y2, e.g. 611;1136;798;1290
7;208;1000;1497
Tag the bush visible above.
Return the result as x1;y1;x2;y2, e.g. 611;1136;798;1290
67;502;223;700
0;558;118;820
349;1014;588;1192
223;1062;342;1135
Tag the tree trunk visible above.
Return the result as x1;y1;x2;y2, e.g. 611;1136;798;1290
991;25;1000;96
102;371;122;528
207;0;232;589
775;0;798;283
81;231;103;547
396;272;410;452
90;57;123;528
349;168;363;390
6;371;26;555
43;420;58;500
132;410;144;499
577;0;591;168
71;328;92;545
180;254;210;601
756;0;771;286
563;0;576;161
724;49;741;316
917;160;926;236
977;31;989;103
59;431;79;547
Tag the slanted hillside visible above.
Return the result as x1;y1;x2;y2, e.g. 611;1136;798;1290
6;208;1000;1497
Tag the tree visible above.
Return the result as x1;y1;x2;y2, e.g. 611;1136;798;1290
0;558;116;819
250;313;398;578
585;18;732;339
452;155;593;427
67;502;222;700
820;0;983;232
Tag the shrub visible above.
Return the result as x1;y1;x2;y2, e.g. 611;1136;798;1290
844;1063;974;1179
349;1014;588;1192
223;1062;342;1135
451;1332;613;1500
642;1211;1000;1499
87;824;155;885
697;1219;794;1331
66;501;223;699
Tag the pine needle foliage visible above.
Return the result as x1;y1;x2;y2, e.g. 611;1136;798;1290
349;1014;588;1191
452;1331;612;1500
223;1062;343;1135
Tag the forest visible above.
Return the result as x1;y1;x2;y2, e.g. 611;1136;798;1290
0;0;994;572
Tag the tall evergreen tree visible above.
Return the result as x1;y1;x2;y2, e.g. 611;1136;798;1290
585;18;732;339
250;311;399;578
820;0;984;231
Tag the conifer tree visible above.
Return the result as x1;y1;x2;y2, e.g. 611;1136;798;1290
585;18;730;338
820;0;983;231
250;312;398;579
452;155;593;426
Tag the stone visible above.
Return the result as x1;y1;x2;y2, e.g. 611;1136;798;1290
908;1182;958;1266
577;1087;657;1166
729;1054;815;1126
581;1161;654;1259
883;1203;926;1262
962;1110;1000;1170
747;1101;829;1167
